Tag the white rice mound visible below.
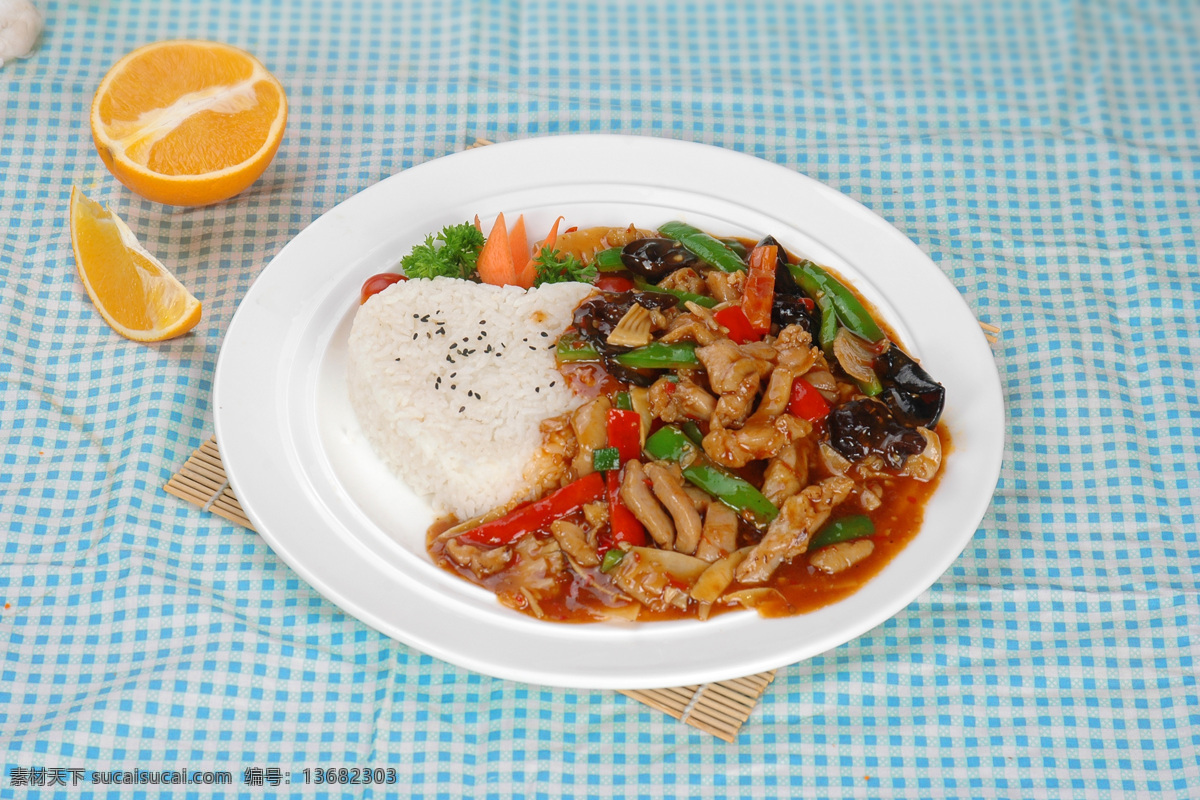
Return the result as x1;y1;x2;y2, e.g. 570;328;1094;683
347;276;595;520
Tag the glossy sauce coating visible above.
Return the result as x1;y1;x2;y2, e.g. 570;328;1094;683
427;228;949;623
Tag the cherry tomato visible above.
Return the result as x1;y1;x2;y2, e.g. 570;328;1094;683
360;273;406;304
595;275;634;293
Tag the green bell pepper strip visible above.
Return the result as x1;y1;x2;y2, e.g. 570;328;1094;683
600;548;626;573
790;265;839;353
643;425;779;522
643;425;697;462
809;514;875;550
614;391;633;410
789;262;884;343
631;277;718;309
556;332;601;362
681;464;779;523
718;238;748;258
816;294;838;354
857;374;883;397
592;447;621;473
593;247;625;271
680;420;705;446
614;342;699;369
789;264;883;395
555;334;700;369
658;221;747;273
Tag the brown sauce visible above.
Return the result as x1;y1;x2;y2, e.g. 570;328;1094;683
426;227;950;623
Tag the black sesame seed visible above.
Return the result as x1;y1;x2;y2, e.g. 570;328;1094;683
529;346;536;351
450;372;457;378
549;381;556;387
485;344;493;353
535;387;541;393
450;342;458;349
412;333;418;340
450;384;456;390
462;337;469;343
459;406;465;413
479;319;486;324
446;355;454;363
421;314;430;322
540;332;549;338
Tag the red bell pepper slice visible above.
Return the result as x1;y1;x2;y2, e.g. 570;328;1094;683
742;244;777;337
458;472;606;546
787;377;831;422
606;408;641;464
713;305;757;344
604;469;646;550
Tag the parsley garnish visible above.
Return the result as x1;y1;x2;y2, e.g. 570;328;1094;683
531;247;598;287
399;223;486;280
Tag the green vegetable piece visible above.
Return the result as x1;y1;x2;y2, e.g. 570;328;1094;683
658;221;747;273
533;247;598;287
790;261;884;342
643;425;697;463
631;277;717;309
613;341;700;369
817;294;838;354
592;447;621;472
809;515;875;550
680;420;705;446
399;222;486;280
645;425;777;525
600;548;626;573
858;373;883;397
593;247;625;271
681;465;779;523
614;391;633;411
555;332;600;363
718;238;748;258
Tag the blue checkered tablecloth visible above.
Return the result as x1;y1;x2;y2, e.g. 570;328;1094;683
2;0;1198;797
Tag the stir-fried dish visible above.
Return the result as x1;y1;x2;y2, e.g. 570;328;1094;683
372;218;947;623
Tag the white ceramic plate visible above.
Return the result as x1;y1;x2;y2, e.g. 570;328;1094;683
214;134;1004;690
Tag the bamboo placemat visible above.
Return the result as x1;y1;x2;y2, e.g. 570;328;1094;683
165;436;775;742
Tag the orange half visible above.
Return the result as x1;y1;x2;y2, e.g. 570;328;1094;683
90;40;287;207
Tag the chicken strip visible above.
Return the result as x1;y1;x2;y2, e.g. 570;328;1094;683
735;476;854;583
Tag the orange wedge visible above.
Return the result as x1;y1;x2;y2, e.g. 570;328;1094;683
90;40;287;207
69;186;202;341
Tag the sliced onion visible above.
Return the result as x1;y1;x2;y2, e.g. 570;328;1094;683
832;328;883;385
690;547;752;603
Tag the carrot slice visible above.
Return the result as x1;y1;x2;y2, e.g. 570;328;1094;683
516;215;567;288
514;254;538;289
541;216;564;251
477;212;517;286
508;214;528;275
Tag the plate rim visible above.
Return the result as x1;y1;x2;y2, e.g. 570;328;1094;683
214;133;1005;689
